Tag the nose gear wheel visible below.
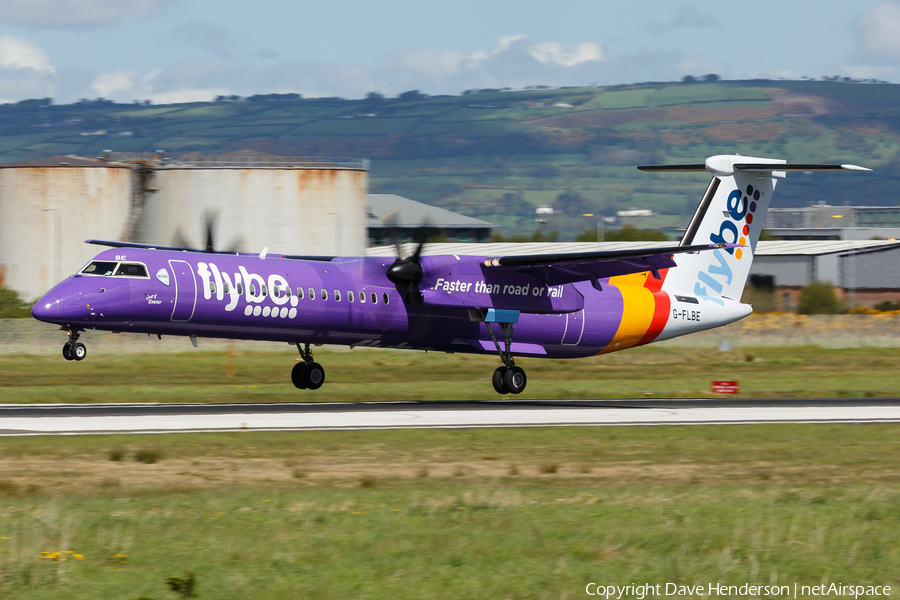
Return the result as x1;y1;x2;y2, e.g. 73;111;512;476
60;329;86;362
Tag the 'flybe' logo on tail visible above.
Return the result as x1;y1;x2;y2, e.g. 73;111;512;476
695;184;762;304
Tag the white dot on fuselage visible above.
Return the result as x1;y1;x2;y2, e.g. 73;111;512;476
289;307;297;319
290;296;298;307
253;305;262;316
263;306;271;317
280;307;288;318
244;305;252;316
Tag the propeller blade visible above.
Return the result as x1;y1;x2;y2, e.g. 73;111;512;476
384;215;440;299
225;236;244;254
411;219;438;262
170;225;193;250
204;210;217;253
380;208;405;259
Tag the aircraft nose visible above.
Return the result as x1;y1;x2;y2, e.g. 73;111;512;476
32;291;61;322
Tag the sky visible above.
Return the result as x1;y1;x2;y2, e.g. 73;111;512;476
0;0;899;105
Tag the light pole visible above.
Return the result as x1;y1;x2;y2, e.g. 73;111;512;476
582;214;604;242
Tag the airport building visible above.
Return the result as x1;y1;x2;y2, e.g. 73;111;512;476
766;203;900;240
366;194;493;246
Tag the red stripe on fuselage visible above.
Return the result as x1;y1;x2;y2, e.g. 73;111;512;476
636;267;670;346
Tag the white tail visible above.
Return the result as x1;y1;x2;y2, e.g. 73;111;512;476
638;155;870;304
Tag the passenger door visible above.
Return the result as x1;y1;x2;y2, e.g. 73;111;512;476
169;260;197;322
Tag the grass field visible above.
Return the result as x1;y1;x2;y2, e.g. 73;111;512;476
0;345;898;404
0;424;899;599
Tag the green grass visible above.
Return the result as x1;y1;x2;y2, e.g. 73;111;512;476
0;425;899;598
1;345;899;404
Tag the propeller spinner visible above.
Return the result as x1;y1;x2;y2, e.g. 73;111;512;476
381;209;440;305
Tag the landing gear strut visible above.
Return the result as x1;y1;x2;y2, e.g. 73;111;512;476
61;328;87;362
486;321;527;395
291;342;325;390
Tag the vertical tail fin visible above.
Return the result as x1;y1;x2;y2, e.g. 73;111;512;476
638;155;870;303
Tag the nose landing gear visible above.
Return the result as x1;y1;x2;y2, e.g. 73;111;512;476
61;328;87;361
291;342;325;390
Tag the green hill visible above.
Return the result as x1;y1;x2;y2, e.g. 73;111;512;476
3;80;899;238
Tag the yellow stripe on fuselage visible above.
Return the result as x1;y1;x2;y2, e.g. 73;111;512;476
597;273;655;355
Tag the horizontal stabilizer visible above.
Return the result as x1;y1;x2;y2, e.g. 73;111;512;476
638;154;870;176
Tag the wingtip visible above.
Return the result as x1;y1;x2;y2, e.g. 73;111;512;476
841;164;873;172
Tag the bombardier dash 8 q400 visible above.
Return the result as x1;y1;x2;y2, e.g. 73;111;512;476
32;155;868;395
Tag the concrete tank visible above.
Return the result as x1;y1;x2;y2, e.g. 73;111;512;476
135;157;369;258
0;157;132;300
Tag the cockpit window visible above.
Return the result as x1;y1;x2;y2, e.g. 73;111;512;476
113;263;149;278
81;261;119;276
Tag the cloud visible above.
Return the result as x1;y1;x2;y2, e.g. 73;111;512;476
831;2;900;82
90;71;136;97
676;53;731;78
162;21;277;61
529;42;603;67
0;0;175;29
0;36;50;71
0;36;52;102
34;34;725;105
646;5;718;34
856;1;900;58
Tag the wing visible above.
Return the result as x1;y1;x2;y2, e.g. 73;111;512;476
481;243;736;289
85;239;335;262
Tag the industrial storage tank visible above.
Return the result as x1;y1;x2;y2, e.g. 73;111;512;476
0;157;132;300
134;152;369;257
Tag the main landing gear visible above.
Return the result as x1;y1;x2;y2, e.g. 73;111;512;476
486;320;527;395
61;328;87;362
291;343;325;390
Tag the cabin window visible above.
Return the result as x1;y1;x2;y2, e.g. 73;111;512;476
81;261;119;276
371;292;377;304
113;263;149;278
261;285;268;297
237;283;244;295
249;284;257;295
208;281;216;294
296;287;304;299
273;286;280;299
359;291;365;303
223;280;230;293
321;289;328;301
308;288;315;300
383;293;390;305
348;291;354;302
334;290;341;302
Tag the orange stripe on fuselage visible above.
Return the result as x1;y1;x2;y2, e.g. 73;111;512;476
637;267;670;346
597;268;670;355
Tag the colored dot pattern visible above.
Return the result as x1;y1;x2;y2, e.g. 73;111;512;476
736;184;760;260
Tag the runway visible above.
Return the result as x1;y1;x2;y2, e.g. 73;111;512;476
2;398;900;436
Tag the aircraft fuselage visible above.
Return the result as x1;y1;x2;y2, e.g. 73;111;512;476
33;247;749;360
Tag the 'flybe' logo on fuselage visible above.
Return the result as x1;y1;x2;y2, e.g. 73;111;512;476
694;184;761;304
196;262;295;314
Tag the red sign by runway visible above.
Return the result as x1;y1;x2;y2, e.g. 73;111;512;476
711;381;740;394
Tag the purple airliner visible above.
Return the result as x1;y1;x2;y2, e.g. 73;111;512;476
32;155;868;394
